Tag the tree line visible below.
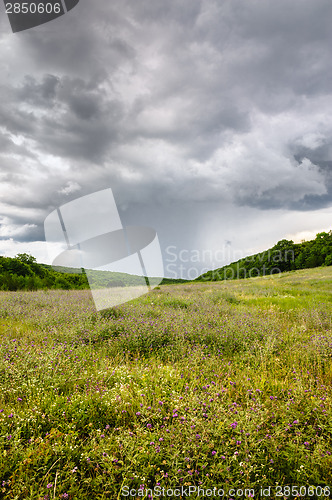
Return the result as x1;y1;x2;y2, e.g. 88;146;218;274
0;253;184;291
197;230;332;282
0;253;88;291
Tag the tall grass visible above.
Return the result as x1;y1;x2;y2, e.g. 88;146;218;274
0;267;332;498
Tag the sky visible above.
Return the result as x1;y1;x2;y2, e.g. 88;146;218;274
0;0;332;279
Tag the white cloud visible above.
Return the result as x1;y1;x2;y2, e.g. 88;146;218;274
58;181;82;196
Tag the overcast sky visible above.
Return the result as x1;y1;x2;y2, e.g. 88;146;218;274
1;0;332;279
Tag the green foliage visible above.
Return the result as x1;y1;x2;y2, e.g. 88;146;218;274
0;255;182;292
198;230;332;282
0;255;89;291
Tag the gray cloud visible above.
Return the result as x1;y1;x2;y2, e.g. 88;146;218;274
1;0;332;269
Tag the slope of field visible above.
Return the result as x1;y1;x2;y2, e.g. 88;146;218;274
197;230;332;282
0;267;332;498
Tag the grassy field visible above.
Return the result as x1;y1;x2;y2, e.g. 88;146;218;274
0;267;332;499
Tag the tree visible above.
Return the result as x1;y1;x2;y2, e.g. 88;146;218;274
15;253;37;265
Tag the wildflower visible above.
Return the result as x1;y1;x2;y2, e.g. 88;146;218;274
236;441;241;445
159;437;164;442
196;434;201;439
159;401;163;405
46;483;53;489
8;413;13;418
150;442;155;445
230;421;238;429
136;412;141;416
212;450;217;456
147;423;152;428
103;452;107;457
17;398;22;402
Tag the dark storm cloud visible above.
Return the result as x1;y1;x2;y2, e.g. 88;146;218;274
36;75;125;162
0;131;13;153
1;0;332;253
16;74;60;107
0;96;38;136
1;72;125;163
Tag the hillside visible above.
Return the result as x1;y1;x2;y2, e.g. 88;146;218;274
0;253;185;291
197;230;332;282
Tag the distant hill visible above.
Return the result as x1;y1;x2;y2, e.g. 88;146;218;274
196;230;332;282
4;230;330;291
0;253;88;291
0;253;186;291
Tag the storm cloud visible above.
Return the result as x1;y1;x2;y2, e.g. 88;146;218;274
1;0;332;275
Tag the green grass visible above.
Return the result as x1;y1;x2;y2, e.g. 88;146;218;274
0;267;332;498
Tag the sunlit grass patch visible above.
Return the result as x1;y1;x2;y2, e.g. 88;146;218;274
0;267;332;497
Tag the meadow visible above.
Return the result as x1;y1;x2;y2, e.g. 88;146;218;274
0;267;332;499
